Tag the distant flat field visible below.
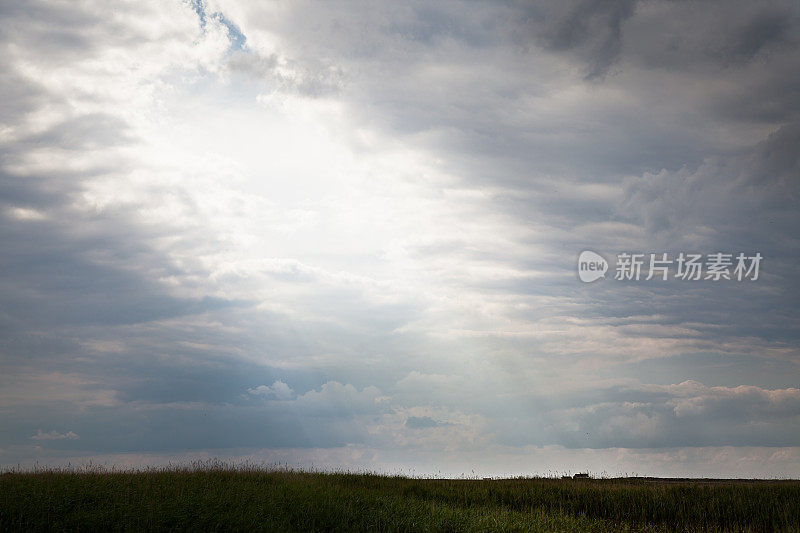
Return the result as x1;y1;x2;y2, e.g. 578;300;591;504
2;468;798;532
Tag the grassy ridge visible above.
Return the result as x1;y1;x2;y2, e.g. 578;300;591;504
1;467;798;532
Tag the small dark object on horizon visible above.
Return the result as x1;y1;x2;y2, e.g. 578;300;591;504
573;473;590;479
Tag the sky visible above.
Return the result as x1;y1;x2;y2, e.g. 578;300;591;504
0;0;798;478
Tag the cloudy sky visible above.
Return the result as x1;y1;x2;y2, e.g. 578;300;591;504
1;0;799;477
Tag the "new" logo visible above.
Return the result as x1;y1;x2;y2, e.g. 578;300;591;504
577;250;608;283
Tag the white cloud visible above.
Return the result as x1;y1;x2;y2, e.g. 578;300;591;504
31;430;79;441
247;380;294;400
288;382;387;417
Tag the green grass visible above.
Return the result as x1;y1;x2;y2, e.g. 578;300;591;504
1;464;798;532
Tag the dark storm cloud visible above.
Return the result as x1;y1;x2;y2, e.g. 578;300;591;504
745;122;800;202
3;400;368;453
488;380;800;449
0;66;47;128
723;9;792;64
242;0;798;192
18;114;133;151
0;0;101;56
405;416;443;429
626;1;798;70
0;169;245;330
534;0;637;78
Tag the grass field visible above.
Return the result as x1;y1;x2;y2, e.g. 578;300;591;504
1;464;798;532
